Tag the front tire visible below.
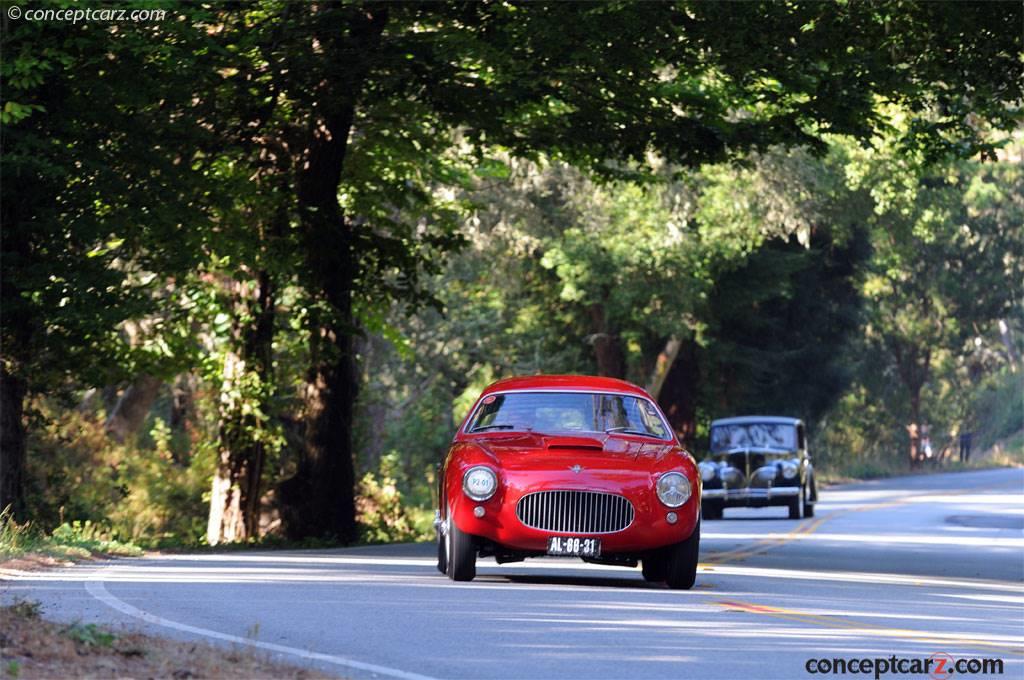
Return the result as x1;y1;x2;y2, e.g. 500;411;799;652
665;520;700;590
802;482;815;518
641;553;668;582
446;507;477;581
436;524;447;574
701;501;723;521
788;492;802;520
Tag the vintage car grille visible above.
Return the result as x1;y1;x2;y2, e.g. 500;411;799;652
516;490;634;534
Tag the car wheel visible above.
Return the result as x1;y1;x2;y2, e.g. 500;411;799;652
436;522;447;574
664;520;700;590
446;506;477;582
641;552;668;582
788;492;802;520
802;482;815;518
701;501;722;521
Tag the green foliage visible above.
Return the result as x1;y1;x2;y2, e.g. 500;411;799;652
8;600;41;620
49;521;143;558
23;401;213;547
972;369;1024;454
356;472;432;544
5;2;1023;544
0;508;34;557
62;622;117;648
0;509;141;560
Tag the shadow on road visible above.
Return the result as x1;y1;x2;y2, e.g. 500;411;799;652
494;573;659;589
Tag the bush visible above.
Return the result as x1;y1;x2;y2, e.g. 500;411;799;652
356;472;433;544
0;510;142;560
23;398;214;548
972;368;1024;454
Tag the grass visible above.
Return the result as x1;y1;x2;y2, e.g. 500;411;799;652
817;430;1023;486
0;511;143;566
0;600;336;679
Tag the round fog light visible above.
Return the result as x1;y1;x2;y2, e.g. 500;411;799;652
666;512;678;524
473;506;485;518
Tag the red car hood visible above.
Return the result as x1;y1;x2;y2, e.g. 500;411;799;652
473;433;677;480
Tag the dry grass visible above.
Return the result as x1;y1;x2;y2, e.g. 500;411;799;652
0;601;338;679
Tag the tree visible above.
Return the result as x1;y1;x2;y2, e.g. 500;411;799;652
1;11;220;518
841;133;1023;465
226;0;1021;539
5;1;1020;538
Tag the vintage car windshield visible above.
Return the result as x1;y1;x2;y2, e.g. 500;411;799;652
467;391;670;439
710;423;797;452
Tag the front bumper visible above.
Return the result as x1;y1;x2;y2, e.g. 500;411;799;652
702;486;799;506
446;491;700;554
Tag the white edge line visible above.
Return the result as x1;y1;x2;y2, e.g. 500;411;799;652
84;570;438;680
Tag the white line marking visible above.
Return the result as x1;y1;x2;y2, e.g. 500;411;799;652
84;570;438;680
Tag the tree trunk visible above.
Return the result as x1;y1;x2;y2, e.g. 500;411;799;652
169;373;197;464
588;302;625;378
907;390;922;468
207;270;275;545
658;338;700;448
892;339;929;468
105;374;163;443
1;211;32;520
276;6;389;542
0;368;28;519
646;336;682;401
354;333;389;474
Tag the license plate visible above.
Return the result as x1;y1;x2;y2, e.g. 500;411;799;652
547;536;601;557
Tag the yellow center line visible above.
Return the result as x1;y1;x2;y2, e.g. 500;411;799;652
716;599;1024;657
702;478;1021;565
702;477;1024;656
703;515;825;565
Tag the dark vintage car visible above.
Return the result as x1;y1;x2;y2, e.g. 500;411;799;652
435;375;702;589
698;416;817;520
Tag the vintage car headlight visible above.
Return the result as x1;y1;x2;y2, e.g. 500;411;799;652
698;462;717;482
720;466;743;485
463;466;498;501
780;461;798;479
656;472;691;508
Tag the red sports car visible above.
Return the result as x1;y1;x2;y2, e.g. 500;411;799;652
435;375;701;589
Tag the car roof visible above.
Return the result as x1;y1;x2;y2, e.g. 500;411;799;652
480;374;652;398
711;415;803;427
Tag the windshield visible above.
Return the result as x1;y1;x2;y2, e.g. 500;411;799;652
710;423;797;452
467;391;670;439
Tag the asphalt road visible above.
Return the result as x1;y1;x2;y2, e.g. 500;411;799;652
3;468;1023;679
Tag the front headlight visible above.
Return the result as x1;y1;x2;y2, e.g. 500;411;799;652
463;466;498;501
656;472;691;508
780;461;798;479
698;462;717;482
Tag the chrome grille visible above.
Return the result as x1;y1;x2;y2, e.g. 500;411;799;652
516;490;634;534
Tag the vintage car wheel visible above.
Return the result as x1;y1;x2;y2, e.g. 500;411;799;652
788;492;802;520
803;481;815;518
445;507;477;581
701;501;723;521
664;521;700;590
641;553;668;582
436;525;447;574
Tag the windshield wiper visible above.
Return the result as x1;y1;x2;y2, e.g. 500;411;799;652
471;424;517;432
605;426;655;437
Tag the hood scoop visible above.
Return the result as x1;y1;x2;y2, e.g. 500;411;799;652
543;436;605;451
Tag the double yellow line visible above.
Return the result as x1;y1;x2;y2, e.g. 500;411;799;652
702;477;1024;657
701;514;826;566
703;477;1021;566
715;598;1024;657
